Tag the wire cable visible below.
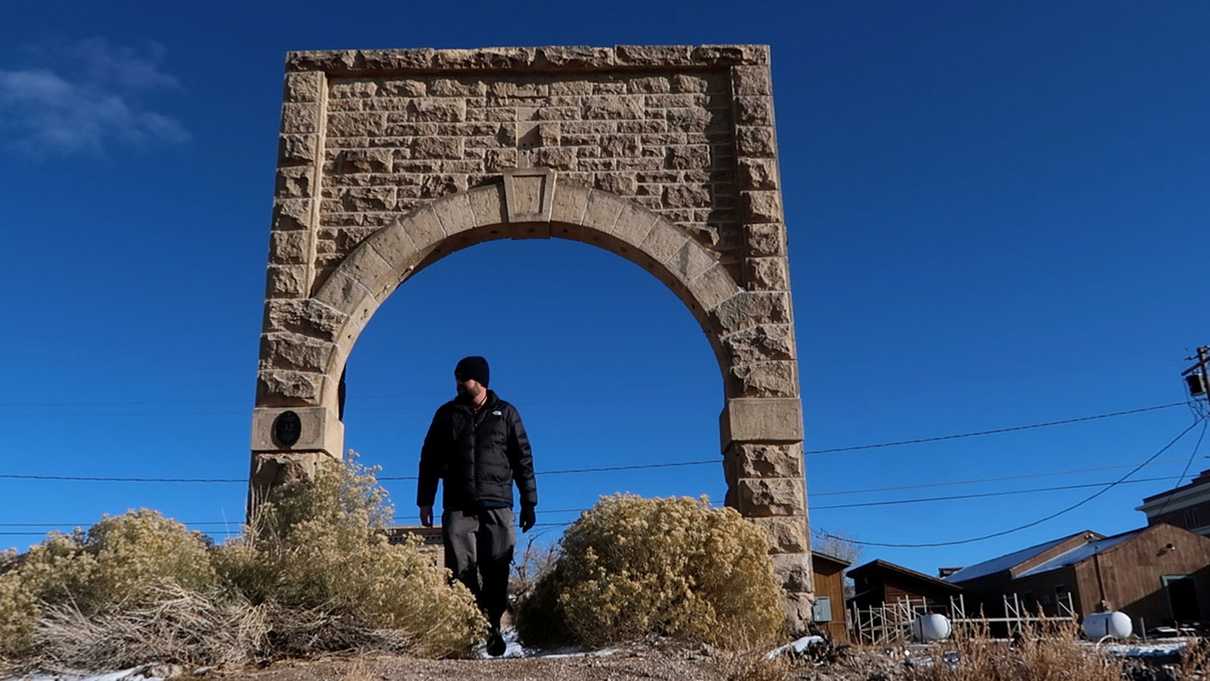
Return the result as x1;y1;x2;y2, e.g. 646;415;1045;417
820;416;1205;548
1147;418;1209;521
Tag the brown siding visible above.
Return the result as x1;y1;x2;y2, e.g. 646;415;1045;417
811;555;848;643
1084;524;1210;626
1149;501;1210;534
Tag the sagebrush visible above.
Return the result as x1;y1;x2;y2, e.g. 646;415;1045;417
0;454;485;668
515;494;785;649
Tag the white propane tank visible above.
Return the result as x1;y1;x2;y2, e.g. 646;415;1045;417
1082;611;1132;639
911;613;952;642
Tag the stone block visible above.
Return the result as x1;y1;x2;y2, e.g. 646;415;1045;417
365;222;417;274
327;112;385;137
771;553;813;593
732;65;772;95
276;166;314;198
736;126;776;157
263;298;348;341
534;46;615;68
411;137;463;159
731;361;798;397
600;134;640;157
502;168;555;223
713;291;792;334
530;146;577;170
283;71;323;103
328;80;379;98
281;103;320;134
431;191;477;236
338;242;393;296
609;201;658;247
259;331;335;373
333;148;392;174
381;79;427;97
688;264;740;313
735;96;774;126
430;78;486;96
736;477;806;517
737;158;778;190
338;186;396;212
745;257;788;290
249;451;335;498
691;45;769;65
742;191;783;223
669;240;714;282
269;231;308;264
640;218;688;264
272;199;314;231
720;397;804;445
279;134;319;165
782;591;815;635
250;405;343;454
594;173;637;196
751;516;809;553
403;99;466;122
663;184;711;209
582;95;644;120
266;265;307;297
615;44;693;65
723;324;795;364
627;76;672;94
467;183;507;227
582;189;626;233
730;442;804;478
666;145;710;170
257;369;324;405
404;206;448;249
314;269;374;315
745;223;785;256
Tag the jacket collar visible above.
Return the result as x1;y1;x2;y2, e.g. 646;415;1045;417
455;389;498;412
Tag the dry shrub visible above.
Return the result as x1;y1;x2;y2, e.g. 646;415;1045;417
516;494;785;650
908;623;1123;681
2;455;485;667
0;513;214;660
32;583;267;669
216;456;486;659
713;647;791;681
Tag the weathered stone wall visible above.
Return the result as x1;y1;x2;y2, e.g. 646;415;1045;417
254;45;812;631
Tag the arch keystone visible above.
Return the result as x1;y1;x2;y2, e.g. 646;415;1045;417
502;167;557;223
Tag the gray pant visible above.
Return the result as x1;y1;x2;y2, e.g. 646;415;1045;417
443;507;515;627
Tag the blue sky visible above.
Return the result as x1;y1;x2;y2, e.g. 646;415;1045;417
1;1;1207;575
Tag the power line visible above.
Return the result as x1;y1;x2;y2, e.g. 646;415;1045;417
0;474;245;483
823;416;1205;549
809;476;1185;511
804;402;1187;455
1148;418;1209;520
809;463;1163;497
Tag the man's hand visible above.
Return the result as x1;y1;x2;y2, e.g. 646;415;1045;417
420;505;434;528
520;504;536;533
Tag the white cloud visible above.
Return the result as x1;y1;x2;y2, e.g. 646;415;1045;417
0;38;188;156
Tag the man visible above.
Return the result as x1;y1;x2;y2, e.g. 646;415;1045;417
417;355;537;657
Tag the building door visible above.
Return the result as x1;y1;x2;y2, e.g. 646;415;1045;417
1163;575;1200;623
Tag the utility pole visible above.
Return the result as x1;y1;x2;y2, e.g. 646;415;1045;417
1183;346;1209;418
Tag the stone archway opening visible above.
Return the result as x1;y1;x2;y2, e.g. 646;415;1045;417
249;44;812;630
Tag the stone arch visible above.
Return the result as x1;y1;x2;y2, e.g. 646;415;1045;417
251;44;813;631
309;172;740;413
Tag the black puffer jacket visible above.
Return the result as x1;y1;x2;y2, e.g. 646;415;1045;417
416;390;538;511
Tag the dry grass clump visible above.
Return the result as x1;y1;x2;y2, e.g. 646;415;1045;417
908;623;1123;681
0;512;215;660
0;455;486;669
516;494;785;650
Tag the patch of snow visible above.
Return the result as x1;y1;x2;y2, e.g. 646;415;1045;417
766;635;825;660
1101;639;1193;658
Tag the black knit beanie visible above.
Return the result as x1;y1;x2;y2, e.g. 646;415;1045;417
455;356;490;387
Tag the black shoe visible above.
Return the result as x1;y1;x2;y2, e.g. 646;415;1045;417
486;628;507;657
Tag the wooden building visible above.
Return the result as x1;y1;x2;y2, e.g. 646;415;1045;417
847;559;962;612
810;550;851;643
947;524;1210;628
1138;470;1210;538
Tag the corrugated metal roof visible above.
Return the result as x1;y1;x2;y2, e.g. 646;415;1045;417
1015;529;1143;578
944;531;1091;583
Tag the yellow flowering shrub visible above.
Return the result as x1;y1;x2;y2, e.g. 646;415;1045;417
516;495;785;650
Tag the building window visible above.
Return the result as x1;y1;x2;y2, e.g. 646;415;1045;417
813;596;833;623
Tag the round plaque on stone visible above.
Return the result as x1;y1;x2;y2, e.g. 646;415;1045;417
272;410;302;448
